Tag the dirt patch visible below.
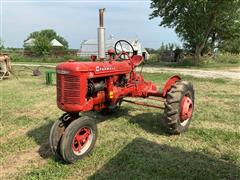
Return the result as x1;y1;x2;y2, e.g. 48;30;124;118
14;101;55;119
227;68;240;72
0;128;29;144
0;143;51;179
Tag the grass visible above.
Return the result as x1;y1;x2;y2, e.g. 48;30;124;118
9;52;89;63
0;67;239;179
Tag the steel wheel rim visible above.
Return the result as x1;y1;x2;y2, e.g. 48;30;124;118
72;127;93;155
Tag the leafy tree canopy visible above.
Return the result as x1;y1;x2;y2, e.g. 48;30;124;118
150;0;240;59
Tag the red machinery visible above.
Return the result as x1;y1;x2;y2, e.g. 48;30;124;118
49;9;194;163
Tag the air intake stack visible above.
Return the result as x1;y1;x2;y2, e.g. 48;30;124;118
98;8;105;60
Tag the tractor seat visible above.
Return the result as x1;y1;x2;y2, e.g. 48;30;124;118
131;55;143;66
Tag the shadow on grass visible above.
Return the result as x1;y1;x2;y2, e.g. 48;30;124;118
89;138;240;180
27;118;54;159
94;106;168;135
128;112;168;135
94;106;131;123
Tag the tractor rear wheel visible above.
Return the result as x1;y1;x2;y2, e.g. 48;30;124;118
60;116;97;163
49;113;79;159
164;81;194;134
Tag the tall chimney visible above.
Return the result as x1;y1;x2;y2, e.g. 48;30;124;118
98;8;105;60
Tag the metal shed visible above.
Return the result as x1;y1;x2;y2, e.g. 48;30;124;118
78;38;149;60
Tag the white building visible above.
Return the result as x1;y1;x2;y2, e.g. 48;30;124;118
24;38;63;47
78;38;150;60
50;39;64;47
24;38;35;47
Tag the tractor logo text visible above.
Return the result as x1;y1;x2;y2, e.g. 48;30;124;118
96;66;115;72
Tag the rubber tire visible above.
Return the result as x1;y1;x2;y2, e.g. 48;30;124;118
60;116;97;163
164;81;195;134
49;113;79;159
49;119;66;159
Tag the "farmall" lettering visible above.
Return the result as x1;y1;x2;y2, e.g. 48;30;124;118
96;66;115;72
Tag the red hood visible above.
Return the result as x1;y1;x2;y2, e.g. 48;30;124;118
56;59;132;77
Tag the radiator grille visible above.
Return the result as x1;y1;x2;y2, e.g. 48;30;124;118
57;74;81;104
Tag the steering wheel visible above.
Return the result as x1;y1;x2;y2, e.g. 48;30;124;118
114;40;135;60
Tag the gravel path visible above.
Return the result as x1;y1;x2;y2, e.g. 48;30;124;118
137;67;240;80
12;63;240;80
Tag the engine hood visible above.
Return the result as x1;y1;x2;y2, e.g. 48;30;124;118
56;59;132;77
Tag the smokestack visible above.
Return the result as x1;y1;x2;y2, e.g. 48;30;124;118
98;8;105;60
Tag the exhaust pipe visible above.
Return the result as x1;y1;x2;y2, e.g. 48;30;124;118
98;8;105;60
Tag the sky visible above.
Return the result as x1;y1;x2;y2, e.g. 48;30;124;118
1;0;181;49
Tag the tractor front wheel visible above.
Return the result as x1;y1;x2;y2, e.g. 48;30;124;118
49;113;79;159
164;81;194;134
60;116;97;163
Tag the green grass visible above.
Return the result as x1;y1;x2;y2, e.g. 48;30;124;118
9;52;89;63
0;67;239;179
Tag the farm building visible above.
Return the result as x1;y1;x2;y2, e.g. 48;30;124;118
24;38;63;47
78;38;150;60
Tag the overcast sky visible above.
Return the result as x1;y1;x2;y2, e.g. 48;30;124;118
1;0;181;49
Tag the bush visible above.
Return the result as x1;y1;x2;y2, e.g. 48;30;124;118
144;52;240;68
174;53;240;68
145;53;159;64
214;53;240;64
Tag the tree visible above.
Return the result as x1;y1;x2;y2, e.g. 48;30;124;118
150;0;240;59
31;35;52;56
145;48;157;54
0;38;4;52
220;37;240;54
216;12;240;53
24;29;68;56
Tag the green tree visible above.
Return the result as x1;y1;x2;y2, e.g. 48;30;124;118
0;38;4;52
220;38;240;54
31;35;52;56
24;29;68;56
216;12;240;53
150;0;240;59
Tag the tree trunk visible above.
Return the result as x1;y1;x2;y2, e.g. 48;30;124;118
194;12;216;60
194;44;204;60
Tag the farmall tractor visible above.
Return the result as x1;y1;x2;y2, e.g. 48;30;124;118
49;9;195;163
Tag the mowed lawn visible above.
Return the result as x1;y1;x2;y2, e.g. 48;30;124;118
0;67;239;180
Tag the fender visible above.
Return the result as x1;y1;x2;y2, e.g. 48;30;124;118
162;75;181;97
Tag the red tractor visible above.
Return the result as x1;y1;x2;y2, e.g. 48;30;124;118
49;9;194;163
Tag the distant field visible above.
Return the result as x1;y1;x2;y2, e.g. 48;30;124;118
0;68;239;179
